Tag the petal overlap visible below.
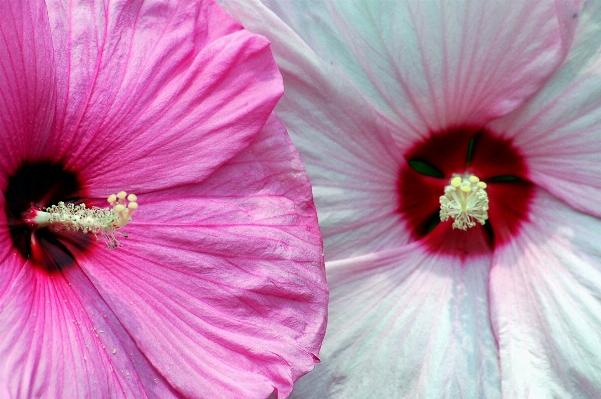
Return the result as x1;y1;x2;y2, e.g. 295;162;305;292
214;4;413;259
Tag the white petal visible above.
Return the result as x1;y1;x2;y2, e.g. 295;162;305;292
291;245;500;398
490;188;601;398
222;0;580;137
489;0;601;218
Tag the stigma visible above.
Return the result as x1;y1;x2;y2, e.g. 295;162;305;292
439;175;489;230
27;191;138;249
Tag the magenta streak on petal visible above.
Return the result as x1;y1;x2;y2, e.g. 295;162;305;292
398;126;533;256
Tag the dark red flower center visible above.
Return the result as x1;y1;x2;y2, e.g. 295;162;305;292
398;126;533;257
4;161;91;272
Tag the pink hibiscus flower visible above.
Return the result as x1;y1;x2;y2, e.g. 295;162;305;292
0;0;327;398
221;0;601;397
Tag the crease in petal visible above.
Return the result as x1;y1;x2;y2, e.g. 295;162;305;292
0;0;57;171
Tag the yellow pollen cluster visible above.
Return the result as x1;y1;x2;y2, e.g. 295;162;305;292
107;191;138;229
439;175;489;230
33;191;139;249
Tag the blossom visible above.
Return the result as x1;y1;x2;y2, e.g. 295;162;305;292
221;0;601;397
0;0;327;398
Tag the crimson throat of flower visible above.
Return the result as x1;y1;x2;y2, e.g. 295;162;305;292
4;161;138;272
398;126;533;256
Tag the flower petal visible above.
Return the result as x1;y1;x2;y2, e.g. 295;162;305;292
219;0;582;259
72;116;327;399
0;254;178;398
490;188;601;397
489;0;601;218
290;244;499;398
44;0;282;193
277;80;408;261
0;0;56;171
222;0;417;260
221;0;580;139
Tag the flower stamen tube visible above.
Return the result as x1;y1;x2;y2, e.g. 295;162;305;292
26;192;138;249
439;174;489;230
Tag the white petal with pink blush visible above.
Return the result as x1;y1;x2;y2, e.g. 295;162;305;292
490;0;601;218
292;244;499;399
490;189;601;397
222;0;580;137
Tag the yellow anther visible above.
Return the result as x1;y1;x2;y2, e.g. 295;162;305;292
107;194;117;204
127;194;137;202
117;191;127;200
439;174;489;230
114;204;126;212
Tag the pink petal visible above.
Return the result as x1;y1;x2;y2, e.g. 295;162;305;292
222;0;580;143
0;0;56;172
489;0;601;218
490;188;601;397
0;230;21;301
291;244;499;398
44;0;282;193
71;116;327;399
0;254;177;398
